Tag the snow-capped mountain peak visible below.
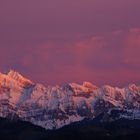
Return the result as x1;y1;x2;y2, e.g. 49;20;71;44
8;70;33;83
7;70;27;81
82;81;98;89
0;71;140;130
0;70;34;88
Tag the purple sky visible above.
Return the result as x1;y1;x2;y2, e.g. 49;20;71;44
0;0;140;86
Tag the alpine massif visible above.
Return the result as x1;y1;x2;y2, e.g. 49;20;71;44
0;70;140;130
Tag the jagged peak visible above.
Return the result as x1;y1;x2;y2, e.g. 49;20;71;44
69;82;98;94
82;81;98;89
7;70;24;79
6;70;33;87
128;83;137;88
127;83;139;93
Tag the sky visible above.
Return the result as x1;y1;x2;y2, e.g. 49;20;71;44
0;0;140;86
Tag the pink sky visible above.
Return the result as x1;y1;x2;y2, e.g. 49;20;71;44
0;0;140;86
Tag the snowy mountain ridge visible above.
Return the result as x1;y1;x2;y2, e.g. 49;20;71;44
0;70;140;130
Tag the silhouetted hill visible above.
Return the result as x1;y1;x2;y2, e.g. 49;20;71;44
0;117;140;140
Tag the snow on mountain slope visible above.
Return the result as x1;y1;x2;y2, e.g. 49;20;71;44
0;70;140;130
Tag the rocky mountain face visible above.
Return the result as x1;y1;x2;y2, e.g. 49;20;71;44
0;70;140;130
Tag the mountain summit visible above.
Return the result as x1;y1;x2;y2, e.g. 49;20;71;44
0;71;140;130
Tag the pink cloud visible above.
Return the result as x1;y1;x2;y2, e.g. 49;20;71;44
0;28;140;86
123;28;140;68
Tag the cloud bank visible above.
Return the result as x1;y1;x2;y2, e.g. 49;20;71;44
0;28;140;86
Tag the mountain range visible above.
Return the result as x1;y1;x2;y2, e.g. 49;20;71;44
0;70;140;131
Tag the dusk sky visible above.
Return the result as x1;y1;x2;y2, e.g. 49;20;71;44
0;0;140;86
